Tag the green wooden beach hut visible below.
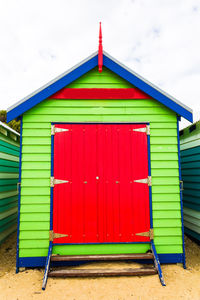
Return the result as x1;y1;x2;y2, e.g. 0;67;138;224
180;121;200;241
0;121;20;244
6;28;193;287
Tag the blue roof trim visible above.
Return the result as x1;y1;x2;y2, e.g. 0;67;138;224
7;54;98;122
103;55;193;122
7;51;193;122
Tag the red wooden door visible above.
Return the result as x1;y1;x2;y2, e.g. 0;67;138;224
52;124;150;244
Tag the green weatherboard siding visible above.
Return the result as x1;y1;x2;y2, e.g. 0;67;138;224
180;121;200;240
0;129;20;244
19;67;182;257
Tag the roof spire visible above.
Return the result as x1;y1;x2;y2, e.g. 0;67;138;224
98;22;103;73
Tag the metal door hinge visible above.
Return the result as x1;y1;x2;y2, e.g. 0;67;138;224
136;229;154;240
51;125;69;135
49;230;68;241
50;176;69;187
132;125;150;135
134;176;152;186
17;182;21;193
180;180;184;191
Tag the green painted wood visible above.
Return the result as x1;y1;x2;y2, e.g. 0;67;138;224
0;195;18;206
0;152;19;162
0;140;20;151
0;125;19;243
0;159;19;167
0;212;17;227
0;166;19;173
0;184;17;193
180;123;200;240
19;66;182;258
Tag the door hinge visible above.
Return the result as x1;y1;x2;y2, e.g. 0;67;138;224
136;229;154;240
17;182;21;193
50;176;69;187
132;125;150;135
51;125;69;135
180;180;184;191
49;230;68;241
134;176;152;186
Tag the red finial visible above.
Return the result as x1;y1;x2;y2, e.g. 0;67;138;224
98;22;103;73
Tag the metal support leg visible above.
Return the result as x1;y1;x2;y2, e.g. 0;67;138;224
42;242;53;290
151;241;166;286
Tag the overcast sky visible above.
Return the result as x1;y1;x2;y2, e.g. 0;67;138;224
1;0;200;128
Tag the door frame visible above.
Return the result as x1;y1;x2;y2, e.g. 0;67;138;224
50;122;153;246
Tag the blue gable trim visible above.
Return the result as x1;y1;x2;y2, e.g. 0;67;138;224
103;55;193;122
7;55;98;122
7;52;193;122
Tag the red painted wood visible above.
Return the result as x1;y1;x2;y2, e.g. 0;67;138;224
51;88;151;99
53;124;150;244
98;22;103;73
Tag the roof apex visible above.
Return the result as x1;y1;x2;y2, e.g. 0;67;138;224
7;50;193;122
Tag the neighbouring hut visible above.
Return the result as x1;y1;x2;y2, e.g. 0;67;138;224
0;121;20;243
7;26;193;288
180;121;200;241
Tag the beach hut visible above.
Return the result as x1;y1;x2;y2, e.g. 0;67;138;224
180;121;200;241
0;121;20;244
7;25;193;288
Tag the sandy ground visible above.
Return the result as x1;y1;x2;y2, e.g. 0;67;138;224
0;233;199;300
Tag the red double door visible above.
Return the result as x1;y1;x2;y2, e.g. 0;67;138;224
53;124;150;244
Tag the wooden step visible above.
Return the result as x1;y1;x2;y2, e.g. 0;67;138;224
48;267;157;277
51;253;154;262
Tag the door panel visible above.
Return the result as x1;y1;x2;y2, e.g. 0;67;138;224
53;124;150;244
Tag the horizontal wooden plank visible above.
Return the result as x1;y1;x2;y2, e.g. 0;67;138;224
153;219;182;227
152;177;179;186
23;114;176;123
153;210;181;218
20;212;50;222
19;221;50;230
150;144;178;153
20;195;50;204
21;170;50;179
22;153;51;162
151;169;179;177
0;159;19;168
21;161;50;170
20;204;50;213
20;187;50;196
152;193;180;202
22;178;49;187
48;268;157;277
0;173;19;179
0;152;19;162
152;186;180;194
22;145;51;154
51;88;152;100
41;99;160;108
154;227;182;236
153;202;180;210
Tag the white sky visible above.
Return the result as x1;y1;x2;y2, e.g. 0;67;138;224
1;0;200;129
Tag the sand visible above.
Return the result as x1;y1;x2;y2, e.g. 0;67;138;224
0;233;199;300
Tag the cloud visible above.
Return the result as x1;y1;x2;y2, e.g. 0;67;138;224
0;0;199;128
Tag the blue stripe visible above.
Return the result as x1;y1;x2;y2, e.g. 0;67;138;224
18;253;184;268
147;133;153;229
177;116;186;268
16;117;22;273
103;55;193;122
7;55;98;122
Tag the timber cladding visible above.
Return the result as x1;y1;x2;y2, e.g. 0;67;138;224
0;123;20;243
19;67;182;258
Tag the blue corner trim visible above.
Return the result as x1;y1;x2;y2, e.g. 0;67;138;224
7;55;98;122
103;55;193;122
18;253;184;268
177;116;186;268
16;117;23;273
147;132;153;229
